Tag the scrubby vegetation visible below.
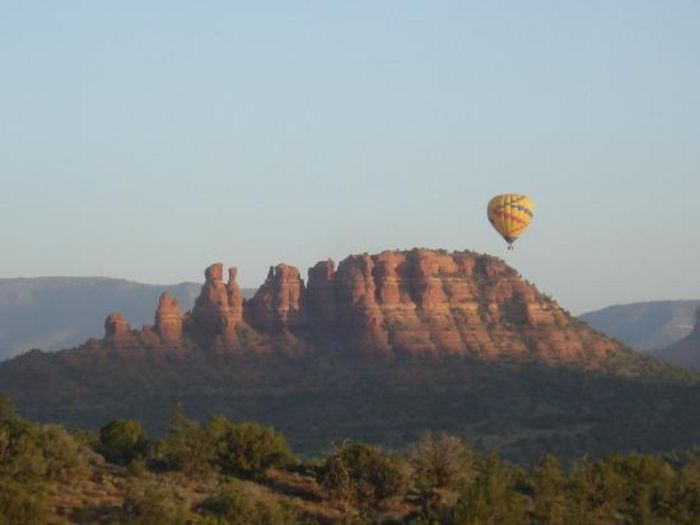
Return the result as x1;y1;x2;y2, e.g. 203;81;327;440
4;395;700;523
153;407;293;479
97;419;149;466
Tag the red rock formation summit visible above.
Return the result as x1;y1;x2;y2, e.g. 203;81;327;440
155;292;183;345
101;248;620;363
187;263;243;348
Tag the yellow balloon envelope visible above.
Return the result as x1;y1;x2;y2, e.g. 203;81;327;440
487;194;535;249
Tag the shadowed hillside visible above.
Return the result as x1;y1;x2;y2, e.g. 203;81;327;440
2;348;699;463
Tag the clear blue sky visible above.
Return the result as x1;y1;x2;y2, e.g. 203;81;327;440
1;1;698;313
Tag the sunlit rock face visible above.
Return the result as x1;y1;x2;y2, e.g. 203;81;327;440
188;263;241;348
321;249;613;361
104;313;130;342
97;249;621;364
154;292;182;345
246;264;304;334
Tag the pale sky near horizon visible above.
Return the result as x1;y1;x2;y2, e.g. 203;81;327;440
1;2;698;314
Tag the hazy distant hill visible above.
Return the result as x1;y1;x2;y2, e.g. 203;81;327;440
0;277;200;359
650;307;700;369
0;277;257;360
579;300;700;352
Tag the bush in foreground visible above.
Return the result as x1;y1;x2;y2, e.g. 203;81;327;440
0;478;51;525
153;407;217;477
0;396;88;484
197;480;298;525
321;441;409;507
214;420;293;479
97;419;149;465
154;410;293;479
115;483;196;525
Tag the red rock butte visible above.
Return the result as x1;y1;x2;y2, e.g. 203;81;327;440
99;248;621;363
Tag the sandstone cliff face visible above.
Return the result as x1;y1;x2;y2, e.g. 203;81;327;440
246;264;304;334
188;263;241;348
334;254;392;357
226;267;244;324
104;313;131;343
305;260;336;333
321;249;609;361
155;292;183;345
100;249;621;364
652;306;700;369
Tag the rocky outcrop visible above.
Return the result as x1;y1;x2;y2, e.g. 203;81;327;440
652;306;700;369
188;263;242;348
334;254;391;357
305;260;336;333
155;292;183;345
246;264;304;334
104;313;130;343
226;267;244;324
324;249;603;360
98;249;622;364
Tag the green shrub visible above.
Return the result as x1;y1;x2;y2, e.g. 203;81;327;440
0;402;87;483
0;478;51;525
526;454;569;524
127;458;151;479
215;421;293;479
0;396;17;425
39;424;89;481
409;433;476;520
446;452;526;525
114;483;195;525
197;481;297;525
0;418;46;481
154;411;294;480
410;432;475;493
71;427;99;449
98;419;149;465
321;442;408;506
570;453;677;524
152;408;216;477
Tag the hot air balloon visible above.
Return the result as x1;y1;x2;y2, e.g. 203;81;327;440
487;194;535;250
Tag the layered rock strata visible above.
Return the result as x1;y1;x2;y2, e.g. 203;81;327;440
246;264;304;334
187;263;244;348
154;292;183;345
101;249;620;362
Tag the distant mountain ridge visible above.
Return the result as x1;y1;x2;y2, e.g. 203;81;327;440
651;307;700;368
580;300;700;352
0;276;256;360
